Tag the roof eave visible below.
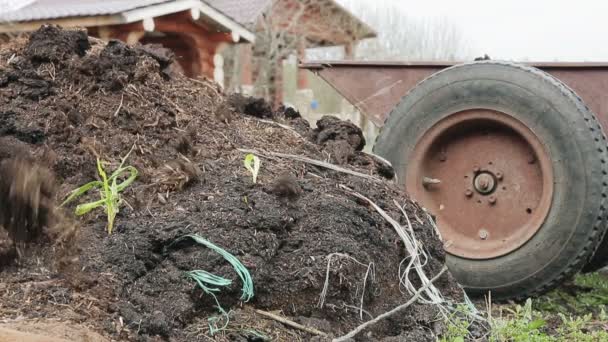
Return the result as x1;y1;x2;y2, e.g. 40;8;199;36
326;0;377;40
198;1;255;43
0;15;124;33
0;0;255;43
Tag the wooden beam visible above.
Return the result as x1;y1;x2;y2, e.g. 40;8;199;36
345;41;356;60
95;21;146;42
142;17;155;32
153;12;238;42
240;44;254;86
297;38;309;89
153;11;212;34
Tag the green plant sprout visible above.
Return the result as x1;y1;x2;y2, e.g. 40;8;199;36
172;234;254;335
61;148;137;234
244;153;261;184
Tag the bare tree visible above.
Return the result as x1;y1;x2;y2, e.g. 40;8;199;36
224;0;471;109
308;0;472;61
250;0;307;102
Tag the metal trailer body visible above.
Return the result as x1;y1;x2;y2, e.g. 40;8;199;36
301;61;608;129
301;60;608;298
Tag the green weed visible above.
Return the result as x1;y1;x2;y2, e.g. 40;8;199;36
439;305;473;342
490;299;551;342
243;153;261;184
61;149;137;234
442;290;608;342
537;273;608;315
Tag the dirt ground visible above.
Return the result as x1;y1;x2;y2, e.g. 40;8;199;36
0;26;464;341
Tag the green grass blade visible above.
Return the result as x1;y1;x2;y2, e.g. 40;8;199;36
60;180;103;207
75;198;106;216
96;159;115;234
106;170;121;234
111;166;138;192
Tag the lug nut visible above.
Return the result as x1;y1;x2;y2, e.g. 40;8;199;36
488;196;497;205
473;172;496;194
479;229;489;240
465;189;473;197
479;179;489;190
496;172;503;180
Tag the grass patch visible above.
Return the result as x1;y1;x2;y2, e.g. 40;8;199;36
440;305;475;342
537;273;608;315
441;273;608;341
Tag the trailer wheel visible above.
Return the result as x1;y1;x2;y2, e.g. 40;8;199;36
374;61;608;299
584;239;608;272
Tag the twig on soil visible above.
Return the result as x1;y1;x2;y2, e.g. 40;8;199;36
163;95;184;114
332;266;448;342
363;152;395;178
341;304;374;320
113;93;124;117
254;309;329;338
243;116;304;139
238;149;382;182
190;77;221;98
21;279;63;288
360;262;375;319
318;252;375;321
144;115;160;127
424;210;443;241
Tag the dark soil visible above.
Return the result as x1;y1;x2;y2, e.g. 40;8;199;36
0;26;464;341
313;116;365;165
228;93;274;119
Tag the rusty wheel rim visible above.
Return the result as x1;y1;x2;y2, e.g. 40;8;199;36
407;109;554;259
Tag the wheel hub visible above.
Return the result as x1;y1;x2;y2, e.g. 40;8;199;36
473;172;496;195
406;109;554;260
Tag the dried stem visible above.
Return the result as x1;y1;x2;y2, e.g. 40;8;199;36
254;309;329;337
333;266;448;342
238;148;382;182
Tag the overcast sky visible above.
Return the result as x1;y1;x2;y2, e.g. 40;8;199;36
348;0;608;61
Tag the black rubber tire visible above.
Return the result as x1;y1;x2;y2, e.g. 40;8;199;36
584;238;608;272
542;70;608;275
373;61;608;300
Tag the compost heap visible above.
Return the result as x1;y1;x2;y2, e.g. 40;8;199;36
0;26;464;342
